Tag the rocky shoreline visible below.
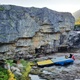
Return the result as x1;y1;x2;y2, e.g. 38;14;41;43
0;5;80;80
30;52;80;80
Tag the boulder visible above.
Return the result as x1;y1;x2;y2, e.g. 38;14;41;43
0;5;75;53
0;5;75;43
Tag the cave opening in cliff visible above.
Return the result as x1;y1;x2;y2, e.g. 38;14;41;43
58;46;68;52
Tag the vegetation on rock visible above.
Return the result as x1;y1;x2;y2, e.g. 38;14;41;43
8;70;16;80
0;6;4;11
0;67;9;80
75;17;80;25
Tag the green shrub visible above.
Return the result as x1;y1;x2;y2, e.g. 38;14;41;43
74;25;80;31
0;67;9;80
0;6;4;11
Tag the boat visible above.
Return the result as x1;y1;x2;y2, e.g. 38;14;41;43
51;56;74;66
37;59;53;67
37;56;74;67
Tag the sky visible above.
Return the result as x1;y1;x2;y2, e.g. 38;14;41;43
0;0;80;13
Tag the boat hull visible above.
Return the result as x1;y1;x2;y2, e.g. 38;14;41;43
51;56;74;66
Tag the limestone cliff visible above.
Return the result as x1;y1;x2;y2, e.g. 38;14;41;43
0;5;75;54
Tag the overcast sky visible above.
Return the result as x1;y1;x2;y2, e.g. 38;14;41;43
0;0;80;13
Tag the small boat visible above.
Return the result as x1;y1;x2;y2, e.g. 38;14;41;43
37;59;53;67
37;56;74;67
51;56;74;66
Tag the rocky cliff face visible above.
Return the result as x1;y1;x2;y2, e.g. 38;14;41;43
67;31;80;48
0;5;75;54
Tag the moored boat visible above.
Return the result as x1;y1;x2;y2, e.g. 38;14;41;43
37;56;74;67
51;56;74;66
37;59;53;67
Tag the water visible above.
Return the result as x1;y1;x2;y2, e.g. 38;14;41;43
42;70;52;74
29;74;46;80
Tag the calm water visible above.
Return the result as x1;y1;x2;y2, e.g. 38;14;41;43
29;74;46;80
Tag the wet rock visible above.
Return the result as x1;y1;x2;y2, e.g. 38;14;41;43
11;66;22;75
30;68;42;75
60;70;69;74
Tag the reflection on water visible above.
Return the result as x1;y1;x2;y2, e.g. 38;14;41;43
42;70;52;74
29;74;46;80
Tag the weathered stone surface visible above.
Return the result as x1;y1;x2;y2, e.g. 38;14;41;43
0;5;75;53
0;5;75;43
0;44;15;52
67;31;80;48
16;39;32;47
